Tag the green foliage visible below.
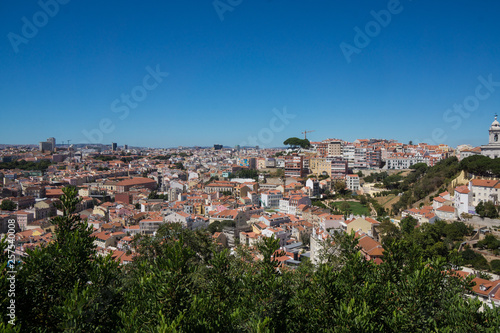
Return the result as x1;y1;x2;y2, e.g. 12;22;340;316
490;259;500;274
208;220;236;234
392;157;459;214
148;191;168;200
400;216;418;234
153;155;171;160
0;200;16;211
13;186;122;332
443;221;473;241
459;154;500;177
311;200;328;210
377;218;401;243
283;137;310;149
93;155;115;161
410;162;428;172
330;201;370;216
270;168;284;178
274;151;285;157
382;174;404;190
475;201;499;218
477;234;500;250
170;162;185;170
0;159;53;171
363;171;388;183
461;248;490;270
333;180;348;196
229;169;258;180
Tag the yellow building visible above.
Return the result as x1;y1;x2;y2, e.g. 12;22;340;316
309;158;331;177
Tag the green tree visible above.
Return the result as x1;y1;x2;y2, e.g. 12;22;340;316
339;202;351;215
0;199;16;211
477;234;500;251
475;201;485;217
400;216;418;235
490;259;500;274
484;201;499;218
333;181;348;196
283;137;310;149
377;217;401;243
443;221;473;241
15;186;122;331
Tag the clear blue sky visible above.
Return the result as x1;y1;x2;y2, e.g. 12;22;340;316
2;0;500;148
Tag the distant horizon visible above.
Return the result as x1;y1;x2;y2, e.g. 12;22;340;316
0;134;489;150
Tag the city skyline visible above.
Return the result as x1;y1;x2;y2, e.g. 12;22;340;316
2;1;500;148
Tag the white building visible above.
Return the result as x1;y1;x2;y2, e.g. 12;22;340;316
305;178;320;197
435;205;455;221
454;185;473;217
481;115;500;159
384;152;426;170
261;226;291;247
261;190;283;209
342;145;355;166
345;174;360;192
279;194;311;215
469;179;500;206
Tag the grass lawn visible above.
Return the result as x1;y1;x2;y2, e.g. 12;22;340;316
330;201;370;216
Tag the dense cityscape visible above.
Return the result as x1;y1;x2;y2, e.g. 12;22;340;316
2;117;500;330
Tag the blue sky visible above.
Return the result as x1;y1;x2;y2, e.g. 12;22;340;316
2;1;500;148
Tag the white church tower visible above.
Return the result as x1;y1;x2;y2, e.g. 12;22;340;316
481;115;500;158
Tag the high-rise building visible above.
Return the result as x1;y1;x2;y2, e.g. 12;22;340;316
40;137;55;152
112;142;117;151
214;144;223;150
284;154;304;178
39;141;52;152
47;137;56;151
124;144;128;150
327;141;342;157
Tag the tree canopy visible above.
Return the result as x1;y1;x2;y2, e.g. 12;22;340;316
283;137;311;149
460;155;500;177
0;199;16;211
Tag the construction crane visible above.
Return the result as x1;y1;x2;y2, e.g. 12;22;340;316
302;130;315;140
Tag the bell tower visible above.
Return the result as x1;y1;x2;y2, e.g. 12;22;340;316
489;114;500;144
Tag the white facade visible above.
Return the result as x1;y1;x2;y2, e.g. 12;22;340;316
261;190;283;209
345;174;360;192
342;145;355;166
454;186;472;217
305;178;320;197
469;179;500;206
435;206;456;221
481;116;500;159
384;154;426;170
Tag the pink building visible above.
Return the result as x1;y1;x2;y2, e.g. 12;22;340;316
16;211;34;230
